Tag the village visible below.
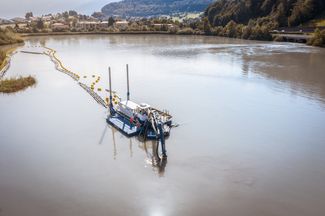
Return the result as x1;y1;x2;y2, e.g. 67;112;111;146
0;11;199;33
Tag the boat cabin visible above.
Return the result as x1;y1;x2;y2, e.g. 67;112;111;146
118;100;139;118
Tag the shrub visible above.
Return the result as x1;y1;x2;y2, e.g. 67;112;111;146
0;76;36;93
273;35;284;42
177;28;195;35
307;28;325;47
0;27;24;45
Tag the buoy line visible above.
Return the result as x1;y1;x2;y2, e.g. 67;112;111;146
43;47;80;81
18;46;121;109
79;82;108;108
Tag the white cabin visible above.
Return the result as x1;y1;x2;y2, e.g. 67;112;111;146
117;101;151;121
118;100;138;118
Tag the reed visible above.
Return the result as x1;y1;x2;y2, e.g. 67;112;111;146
0;76;36;93
0;28;24;46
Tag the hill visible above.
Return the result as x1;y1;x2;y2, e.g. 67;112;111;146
102;0;214;17
205;0;325;27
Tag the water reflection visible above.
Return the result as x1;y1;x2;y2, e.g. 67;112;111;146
102;124;168;176
140;140;168;177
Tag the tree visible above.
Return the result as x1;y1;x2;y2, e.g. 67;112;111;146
225;20;237;38
108;17;115;27
68;10;78;17
25;12;33;20
36;19;44;29
63;11;69;20
203;17;211;34
307;28;325;47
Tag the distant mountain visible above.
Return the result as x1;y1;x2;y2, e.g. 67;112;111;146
102;0;214;17
205;0;325;27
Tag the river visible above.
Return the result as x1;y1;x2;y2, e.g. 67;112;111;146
1;35;325;216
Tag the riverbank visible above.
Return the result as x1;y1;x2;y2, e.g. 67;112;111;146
0;28;25;74
20;31;172;37
20;30;324;48
0;76;36;93
0;45;22;78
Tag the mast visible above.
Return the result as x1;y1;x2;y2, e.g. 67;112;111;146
108;67;114;114
126;64;130;101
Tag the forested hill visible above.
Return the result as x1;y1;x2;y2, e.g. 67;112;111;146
102;0;213;17
205;0;325;27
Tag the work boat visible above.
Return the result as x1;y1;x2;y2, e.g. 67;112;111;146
106;65;173;158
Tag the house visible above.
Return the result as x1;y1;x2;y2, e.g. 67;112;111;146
51;23;69;31
42;16;53;22
76;21;108;30
114;21;129;30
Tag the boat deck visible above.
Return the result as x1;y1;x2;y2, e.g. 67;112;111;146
107;115;140;137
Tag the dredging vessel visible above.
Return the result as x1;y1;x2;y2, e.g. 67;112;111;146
106;65;173;158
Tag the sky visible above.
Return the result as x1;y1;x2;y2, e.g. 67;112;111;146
0;0;117;19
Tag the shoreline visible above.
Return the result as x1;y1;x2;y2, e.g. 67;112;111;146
20;31;173;37
19;31;318;47
0;44;22;78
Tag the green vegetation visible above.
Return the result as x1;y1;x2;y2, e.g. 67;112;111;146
203;0;325;44
0;76;36;93
0;27;24;46
176;27;195;35
209;20;272;41
205;0;325;28
307;28;325;47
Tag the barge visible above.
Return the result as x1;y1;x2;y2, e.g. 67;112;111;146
106;65;173;158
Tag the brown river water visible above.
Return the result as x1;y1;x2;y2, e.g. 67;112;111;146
1;35;325;216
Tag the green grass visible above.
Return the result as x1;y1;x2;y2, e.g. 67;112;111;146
0;76;36;93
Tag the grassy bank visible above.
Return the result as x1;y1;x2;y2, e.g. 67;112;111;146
0;47;18;72
0;28;24;46
1;28;24;72
0;76;36;93
0;49;9;72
